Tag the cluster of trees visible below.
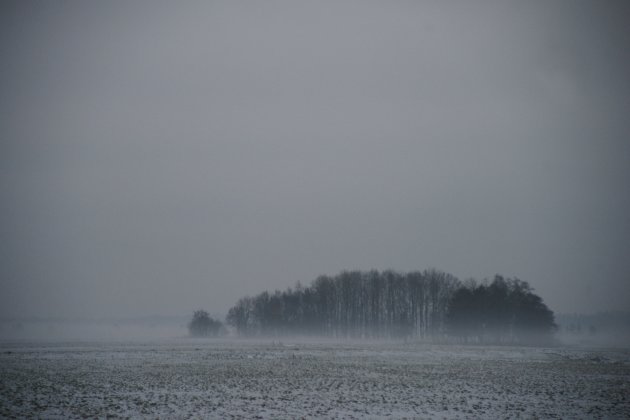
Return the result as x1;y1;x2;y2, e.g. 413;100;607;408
188;310;225;337
225;270;556;343
226;269;458;338
447;276;556;344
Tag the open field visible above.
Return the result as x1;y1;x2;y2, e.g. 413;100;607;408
1;339;629;419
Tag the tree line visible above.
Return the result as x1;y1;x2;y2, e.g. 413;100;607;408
224;269;556;343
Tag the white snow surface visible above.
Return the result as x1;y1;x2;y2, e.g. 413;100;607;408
1;339;629;419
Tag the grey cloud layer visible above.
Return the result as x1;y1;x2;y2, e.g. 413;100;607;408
1;1;628;318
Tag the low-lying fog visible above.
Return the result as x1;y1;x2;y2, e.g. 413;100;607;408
3;314;629;348
0;317;187;342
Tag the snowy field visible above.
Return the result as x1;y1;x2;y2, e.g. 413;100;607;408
1;339;629;419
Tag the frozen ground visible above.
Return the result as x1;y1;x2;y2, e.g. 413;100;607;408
1;339;629;419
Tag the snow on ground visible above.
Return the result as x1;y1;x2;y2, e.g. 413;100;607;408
1;339;629;419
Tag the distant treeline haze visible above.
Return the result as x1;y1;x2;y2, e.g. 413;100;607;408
226;270;555;344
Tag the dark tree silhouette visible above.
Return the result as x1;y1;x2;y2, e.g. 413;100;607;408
225;270;556;344
225;269;459;339
188;310;224;337
446;276;556;344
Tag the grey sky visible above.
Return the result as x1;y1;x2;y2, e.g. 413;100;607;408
1;0;629;319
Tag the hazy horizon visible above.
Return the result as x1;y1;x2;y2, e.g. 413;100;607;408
2;1;629;321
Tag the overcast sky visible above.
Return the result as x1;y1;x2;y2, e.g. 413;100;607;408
1;0;629;320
